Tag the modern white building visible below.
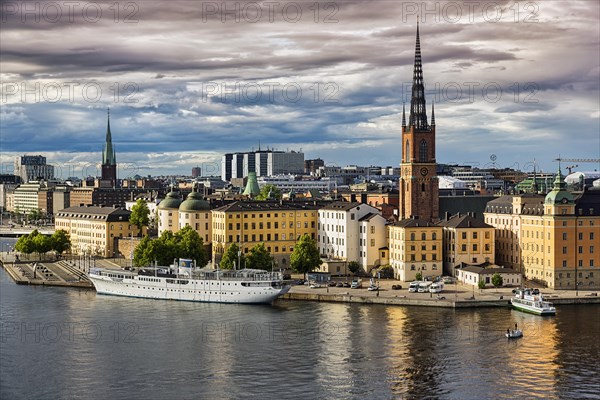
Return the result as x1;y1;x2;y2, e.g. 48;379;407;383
257;175;338;192
318;202;383;269
221;150;304;181
15;155;54;183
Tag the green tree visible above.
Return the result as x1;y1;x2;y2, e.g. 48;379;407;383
290;234;322;278
491;273;503;288
133;235;153;267
246;243;273;270
27;208;42;222
415;272;423;281
50;230;71;255
129;199;150;235
256;184;282;200
15;233;35;255
478;279;486;289
348;261;361;275
175;225;207;267
220;243;245;270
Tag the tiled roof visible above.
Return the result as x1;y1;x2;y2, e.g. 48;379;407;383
55;206;131;222
320;201;361;211
213;200;324;212
437;214;492;229
391;218;438;228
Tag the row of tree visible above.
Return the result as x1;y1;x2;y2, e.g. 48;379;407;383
133;226;208;267
14;229;71;258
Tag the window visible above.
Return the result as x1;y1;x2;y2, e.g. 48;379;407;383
562;260;567;267
562;247;567;254
405;140;410;162
351;214;355;220
410;233;415;241
370;226;375;234
462;232;467;240
461;244;467;252
563;233;567;240
370;239;375;246
432;233;436;240
419;140;428;162
473;232;478;239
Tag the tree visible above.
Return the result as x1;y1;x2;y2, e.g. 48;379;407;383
246;243;273;270
15;233;35;255
28;208;42;222
175;225;207;267
348;261;361;275
415;272;423;281
129;199;150;235
478;279;486;289
51;230;71;255
491;273;503;288
290;234;321;278
220;243;245;270
256;184;282;200
133;235;153;267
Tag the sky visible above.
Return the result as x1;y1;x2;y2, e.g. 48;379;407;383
1;0;599;178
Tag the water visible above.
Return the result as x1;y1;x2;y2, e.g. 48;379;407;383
1;267;599;400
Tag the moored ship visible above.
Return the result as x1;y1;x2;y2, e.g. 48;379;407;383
510;288;556;316
89;259;290;304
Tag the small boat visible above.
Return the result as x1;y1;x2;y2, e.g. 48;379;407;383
510;288;556;316
506;329;523;339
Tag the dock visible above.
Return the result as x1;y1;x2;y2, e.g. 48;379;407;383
1;253;94;289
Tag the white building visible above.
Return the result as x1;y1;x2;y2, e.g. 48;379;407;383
455;264;522;288
318;202;383;269
358;213;387;270
257;175;338;192
221;150;305;181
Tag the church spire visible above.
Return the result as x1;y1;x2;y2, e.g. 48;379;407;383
402;103;406;127
408;19;429;130
430;100;435;126
102;108;116;166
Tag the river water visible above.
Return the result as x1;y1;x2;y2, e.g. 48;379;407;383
1;267;598;400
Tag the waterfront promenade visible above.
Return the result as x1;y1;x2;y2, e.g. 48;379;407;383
282;276;600;308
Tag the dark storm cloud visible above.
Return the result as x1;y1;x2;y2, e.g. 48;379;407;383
1;0;599;174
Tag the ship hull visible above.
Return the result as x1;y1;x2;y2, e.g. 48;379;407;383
510;299;556;316
89;274;290;304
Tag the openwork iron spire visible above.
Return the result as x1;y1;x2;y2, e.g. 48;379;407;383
431;101;435;126
402;103;406;127
409;21;429;130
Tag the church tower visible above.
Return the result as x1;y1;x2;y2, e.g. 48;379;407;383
399;22;439;222
101;108;117;185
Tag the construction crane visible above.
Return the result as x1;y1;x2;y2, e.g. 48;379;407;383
554;158;600;174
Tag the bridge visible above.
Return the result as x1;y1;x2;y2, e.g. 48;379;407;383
0;227;56;237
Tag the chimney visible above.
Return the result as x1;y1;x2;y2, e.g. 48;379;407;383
445;211;449;221
471;212;476;219
468;221;472;228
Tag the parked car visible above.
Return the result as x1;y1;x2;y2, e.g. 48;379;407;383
392;284;402;290
336;282;344;287
343;282;351;288
328;280;337;287
309;282;322;289
350;279;363;289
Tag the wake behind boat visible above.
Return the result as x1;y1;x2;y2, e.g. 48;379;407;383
510;288;556;316
89;259;290;304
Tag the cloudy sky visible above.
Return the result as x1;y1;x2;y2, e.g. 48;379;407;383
1;0;599;178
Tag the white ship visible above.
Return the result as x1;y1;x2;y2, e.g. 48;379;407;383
510;288;556;316
89;259;291;304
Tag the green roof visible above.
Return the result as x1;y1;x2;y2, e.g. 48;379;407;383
179;190;210;212
158;190;181;210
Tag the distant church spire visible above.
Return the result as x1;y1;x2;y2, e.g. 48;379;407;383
103;108;116;165
430;100;435;126
408;19;429;130
402;103;406;127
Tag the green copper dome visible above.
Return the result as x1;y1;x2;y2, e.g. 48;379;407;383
158;190;182;210
545;165;573;205
179;190;210;212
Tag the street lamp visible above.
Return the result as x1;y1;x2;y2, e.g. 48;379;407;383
237;248;241;272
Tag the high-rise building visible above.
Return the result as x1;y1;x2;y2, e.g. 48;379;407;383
14;155;54;183
221;149;304;182
399;23;439;222
192;167;202;178
304;158;325;175
101;109;117;185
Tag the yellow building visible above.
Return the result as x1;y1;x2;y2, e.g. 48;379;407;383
388;218;443;281
438;213;495;277
55;205;143;257
485;170;600;290
211;201;320;268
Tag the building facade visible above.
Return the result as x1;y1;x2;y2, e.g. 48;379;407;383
388;218;443;281
485;168;600;289
438;213;495;277
221;149;305;182
55;206;143;257
212;201;320;268
14;155;54;183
